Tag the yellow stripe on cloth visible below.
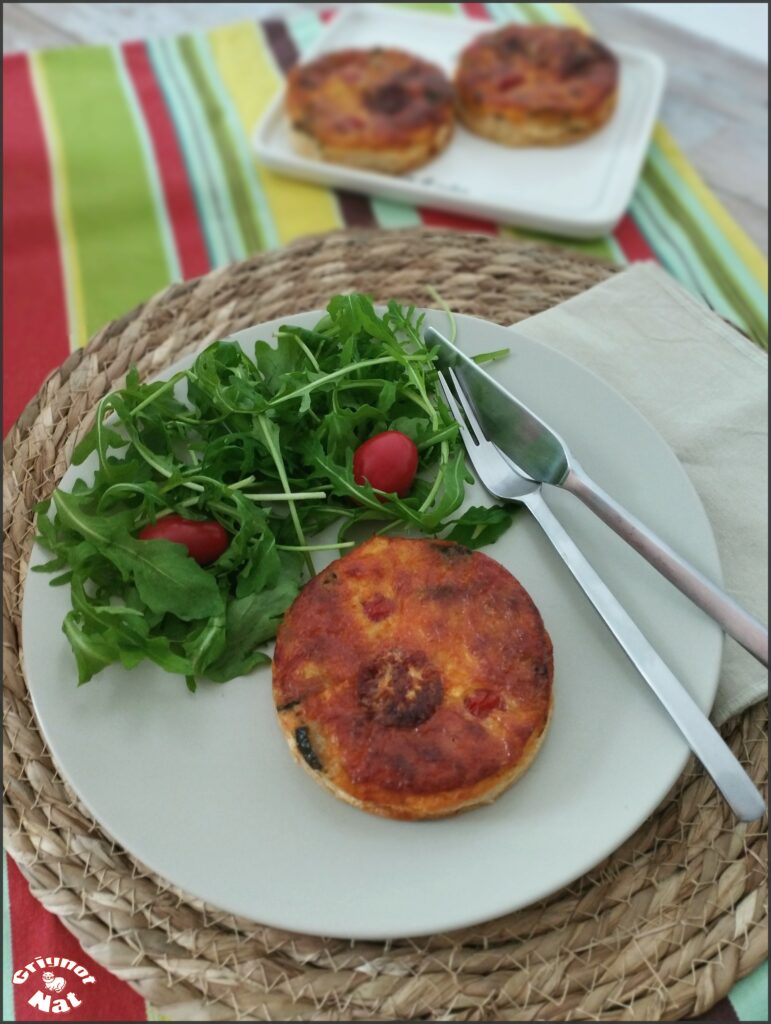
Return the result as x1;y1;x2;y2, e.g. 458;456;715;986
207;21;341;246
29;52;88;351
551;3;590;28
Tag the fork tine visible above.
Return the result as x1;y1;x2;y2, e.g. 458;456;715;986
439;370;508;498
440;369;520;500
446;368;489;445
437;372;479;448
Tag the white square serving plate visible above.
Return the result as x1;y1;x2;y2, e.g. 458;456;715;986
252;5;666;238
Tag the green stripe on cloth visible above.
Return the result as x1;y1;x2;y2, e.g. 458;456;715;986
177;35;266;255
730;962;768;1022
146;1006;171;1021
37;45;172;339
640;159;767;345
633;178;738;307
394;3;458;14
630;187;706;293
207;20;341;246
515;2;551;23
531;2;564;21
647;142;768;319
647;140;764;296
191;33;280;249
148;36;240;264
2;859;14;1022
371;197;423;228
503;223;623;263
146;35;223;265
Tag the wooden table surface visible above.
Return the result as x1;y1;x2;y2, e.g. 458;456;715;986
3;1;768;255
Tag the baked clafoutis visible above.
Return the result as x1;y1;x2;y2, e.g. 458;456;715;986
272;537;554;820
454;24;619;146
285;48;455;174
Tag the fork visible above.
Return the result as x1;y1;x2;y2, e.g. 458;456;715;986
438;368;765;823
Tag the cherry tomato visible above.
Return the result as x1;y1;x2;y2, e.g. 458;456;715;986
138;514;229;565
353;430;419;498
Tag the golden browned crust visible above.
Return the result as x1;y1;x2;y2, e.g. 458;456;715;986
272;537;554;820
285;48;455;174
454;24;619;146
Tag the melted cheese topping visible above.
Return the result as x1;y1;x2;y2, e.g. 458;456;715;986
455;25;618;122
273;537;553;818
286;48;454;153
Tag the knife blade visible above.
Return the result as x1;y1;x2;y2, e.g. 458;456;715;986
424;324;768;666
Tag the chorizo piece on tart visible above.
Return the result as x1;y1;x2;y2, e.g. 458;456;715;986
272;536;554;820
285;48;454;174
455;24;619;146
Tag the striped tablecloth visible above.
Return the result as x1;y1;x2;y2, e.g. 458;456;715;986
3;2;767;1020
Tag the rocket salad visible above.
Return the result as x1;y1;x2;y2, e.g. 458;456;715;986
34;294;516;691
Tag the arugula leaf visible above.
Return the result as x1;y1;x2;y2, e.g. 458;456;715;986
443;505;520;549
72;424;128;465
63;613;124;685
131;540;225;621
53;491;224;620
472;348;509;365
204;576;299;683
185;614;227;675
37;294;516;690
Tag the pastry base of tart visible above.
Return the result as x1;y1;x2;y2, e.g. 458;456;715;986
290;122;453;174
456;91;617;147
272;537;554;821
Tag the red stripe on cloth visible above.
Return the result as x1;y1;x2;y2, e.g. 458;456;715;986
122;40;210;279
419;207;498;235
2;53;70;437
614;212;656;262
6;857;147;1021
461;2;492;20
319;7;338;22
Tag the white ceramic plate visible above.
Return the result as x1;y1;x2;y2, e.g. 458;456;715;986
253;6;666;238
22;309;722;940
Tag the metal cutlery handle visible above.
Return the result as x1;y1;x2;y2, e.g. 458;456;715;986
524;491;766;823
563;463;768;667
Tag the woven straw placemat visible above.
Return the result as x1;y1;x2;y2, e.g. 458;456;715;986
3;229;767;1022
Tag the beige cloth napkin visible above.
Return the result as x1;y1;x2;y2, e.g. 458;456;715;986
512;261;767;726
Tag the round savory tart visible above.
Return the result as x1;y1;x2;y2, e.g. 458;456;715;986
454;24;619;146
285;48;455;174
272;536;554;820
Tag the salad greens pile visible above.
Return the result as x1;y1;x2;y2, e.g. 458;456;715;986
35;294;515;691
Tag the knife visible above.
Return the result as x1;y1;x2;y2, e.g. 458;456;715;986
424;325;769;667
